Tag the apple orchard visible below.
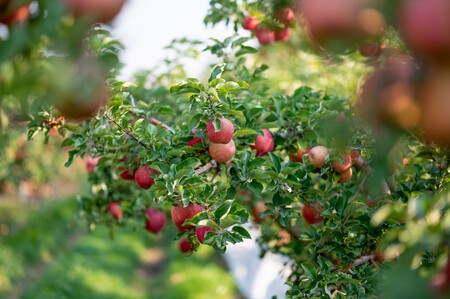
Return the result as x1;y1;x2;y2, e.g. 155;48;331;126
2;0;450;298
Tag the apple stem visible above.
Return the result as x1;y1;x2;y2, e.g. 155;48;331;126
195;160;218;175
105;113;153;151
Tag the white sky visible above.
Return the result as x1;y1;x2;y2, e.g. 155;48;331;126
111;0;236;80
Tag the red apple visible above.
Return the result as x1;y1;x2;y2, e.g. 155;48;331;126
254;129;274;157
289;146;310;162
419;69;450;146
358;57;419;129
356;8;386;37
429;259;450;295
179;238;193;253
206;117;234;144
144;209;167;234
359;42;385;57
171;202;203;232
299;0;362;50
302;204;323;224
275;27;290;42
209;139;236;163
85;155;100;173
251;201;268;223
308;146;329;168
398;0;450;62
0;4;29;25
195;226;214;244
134;165;159;189
332;154;352;174
338;167;353;183
275;7;295;25
243;15;259;30
63;0;126;24
107;202;122;220
54;56;109;119
186;136;203;147
118;156;136;180
255;27;275;45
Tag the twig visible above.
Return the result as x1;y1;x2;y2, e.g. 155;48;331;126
105;113;153;151
209;171;219;183
195;160;217;175
348;175;368;203
349;254;376;269
150;117;175;133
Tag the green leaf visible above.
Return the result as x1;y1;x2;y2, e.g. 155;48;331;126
214;200;234;222
269;152;282;173
208;63;226;83
234;129;258;137
64;150;79;167
232;226;251;239
335;196;348;216
236;45;258;57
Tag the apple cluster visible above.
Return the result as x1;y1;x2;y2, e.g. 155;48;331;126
243;7;295;46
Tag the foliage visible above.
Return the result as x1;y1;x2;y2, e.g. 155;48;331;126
1;0;450;298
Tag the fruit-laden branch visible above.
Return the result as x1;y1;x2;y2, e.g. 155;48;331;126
195;160;217;175
105;113;153;151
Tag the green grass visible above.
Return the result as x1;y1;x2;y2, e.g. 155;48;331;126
0;198;238;298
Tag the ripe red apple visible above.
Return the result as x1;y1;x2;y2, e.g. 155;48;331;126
171;202;203;232
144;209;167;234
179;238;193;253
302;204;323;224
243;15;259;30
209;139;236;163
338;167;353;183
429;259;450;295
107;202;122;220
63;0;126;24
275;27;290;42
358;58;419;129
118;156;136;180
308;146;329;168
299;0;362;49
255;26;275;45
398;0;450;62
254;129;274;157
359;42;385;57
419;69;450;146
275;7;295;25
195;226;214;244
356;8;386;37
289;146;310;162
134;165;159;189
206;117;234;144
85;155;100;173
54;56;109;119
251;201;268;223
186;136;203;147
332;154;352;174
0;4;29;25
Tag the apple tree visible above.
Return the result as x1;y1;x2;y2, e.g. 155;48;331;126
2;0;450;298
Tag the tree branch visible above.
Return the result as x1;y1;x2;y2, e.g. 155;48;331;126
348;254;376;269
150;117;175;133
105;113;153;151
195;160;217;175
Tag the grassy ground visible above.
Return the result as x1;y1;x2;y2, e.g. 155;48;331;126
0;198;238;299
